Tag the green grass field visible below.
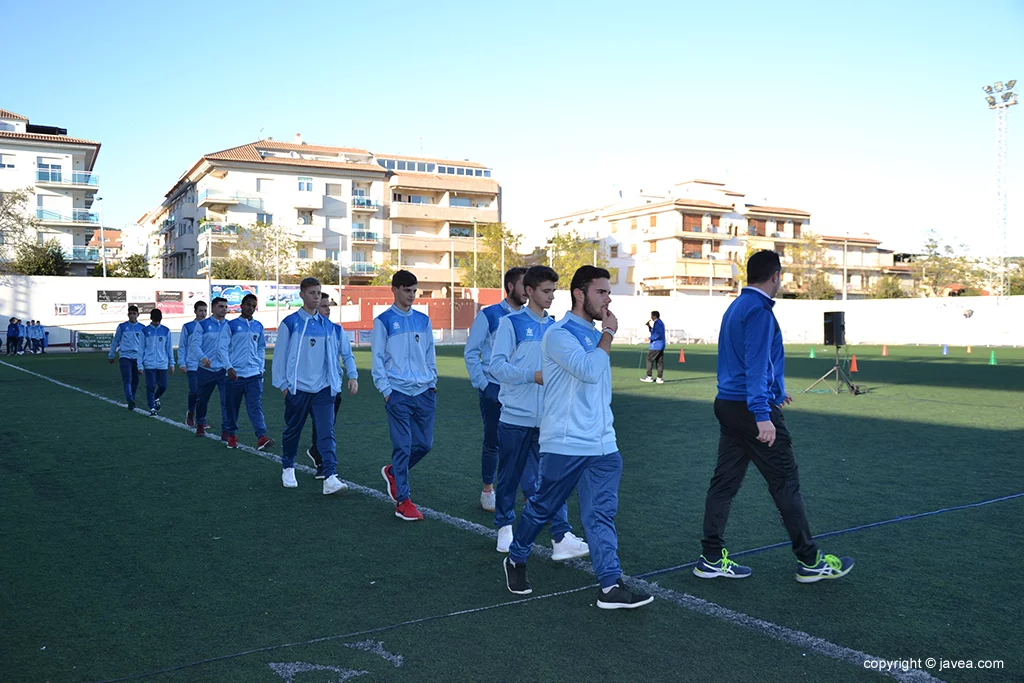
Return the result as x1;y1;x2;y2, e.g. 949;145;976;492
2;344;1022;682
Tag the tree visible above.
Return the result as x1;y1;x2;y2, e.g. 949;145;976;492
913;230;981;296
300;259;339;285
460;223;525;288
732;243;759;287
869;275;907;299
11;239;69;276
0;187;37;261
120;254;151;278
1008;263;1024;296
211;256;257;280
237;221;294;281
370;255;397;286
800;272;837;300
546;230;609;289
787;233;834;292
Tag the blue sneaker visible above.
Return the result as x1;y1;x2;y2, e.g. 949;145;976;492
796;551;854;583
693;549;752;579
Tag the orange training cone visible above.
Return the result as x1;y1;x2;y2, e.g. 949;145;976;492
882;345;888;357
850;355;859;373
678;348;686;363
967;345;972;354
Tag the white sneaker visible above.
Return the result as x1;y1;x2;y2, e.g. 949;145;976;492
282;467;298;488
480;489;496;512
552;532;590;560
496;525;513;553
640;376;654;383
656;378;664;384
323;474;347;495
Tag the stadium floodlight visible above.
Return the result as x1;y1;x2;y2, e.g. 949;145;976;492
982;79;1019;297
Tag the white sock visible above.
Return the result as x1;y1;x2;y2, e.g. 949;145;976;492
602;585;615;594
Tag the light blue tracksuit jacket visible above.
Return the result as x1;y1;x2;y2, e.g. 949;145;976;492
226;316;266;378
178;319;200;370
331;323;359;379
141;324;174;370
272;308;342;395
539;312;617;456
109;321;146;360
464;299;517;390
371;305;437;398
489;307;555;428
189;317;230;371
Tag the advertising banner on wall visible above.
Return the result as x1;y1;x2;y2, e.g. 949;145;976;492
211;284;259;312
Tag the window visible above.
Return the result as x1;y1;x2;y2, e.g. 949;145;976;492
626;266;634;284
298;176;313;192
353;222;366;231
398;161;407;171
299;210;313;225
411;195;432;204
610;245;619;258
608;267;619;284
326;249;339;260
0;153;14;169
257;178;273;192
297;247;308;259
650;240;658;254
630;244;637;255
630;218;637;230
610;221;618;233
416;162;427;172
450;197;472;208
650;215;657;227
326;183;344;197
484;170;491;177
447;166;455;174
427;163;436;172
257;213;273;224
472;169;480;177
438;166;446;174
385;159;396;170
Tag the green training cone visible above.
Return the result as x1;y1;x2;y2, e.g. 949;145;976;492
989;350;997;366
809;347;816;359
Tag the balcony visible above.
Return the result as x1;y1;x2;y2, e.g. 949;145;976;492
348;262;379;275
65;247;101;262
288;223;324;243
351;230;382;243
638;257;737;281
292;193;323;210
391;233;479;253
352;197;381;212
197;189;263;211
36;208;99;225
395;262;463;280
198;222;242;241
390;202;498;224
36;170;99;188
160;218;175;234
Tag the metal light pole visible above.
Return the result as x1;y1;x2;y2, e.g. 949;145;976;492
274;223;280;328
500;234;505;276
472;218;477;277
96;196;107;277
842;236;849;301
983;79;1018;297
206;218;212;300
450;239;455;338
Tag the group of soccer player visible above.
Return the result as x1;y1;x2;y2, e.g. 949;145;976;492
5;318;47;355
106;250;854;610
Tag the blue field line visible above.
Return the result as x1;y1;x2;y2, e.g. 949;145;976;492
634;491;1024;580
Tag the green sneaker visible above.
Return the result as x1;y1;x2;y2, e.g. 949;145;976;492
693;549;752;579
796;551;854;583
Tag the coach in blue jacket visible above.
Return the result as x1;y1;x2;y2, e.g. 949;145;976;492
693;250;853;584
641;310;666;383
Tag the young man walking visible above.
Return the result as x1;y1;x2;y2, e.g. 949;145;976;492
503;266;653;609
141;309;174;416
109;305;146;410
271;278;346;495
178;300;207;427
641;310;666;384
5;318;17;355
694;250;854;583
464;267;528;512
489;265;589;559
225;294;273;451
372;270;437;521
306;293;358;480
190;297;230;439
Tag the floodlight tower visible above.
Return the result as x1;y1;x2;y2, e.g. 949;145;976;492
983;79;1018;296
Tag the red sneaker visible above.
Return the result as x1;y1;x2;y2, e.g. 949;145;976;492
226;435;238;449
220;431;229;441
256;435;275;451
395;499;423;521
196;424;206;437
185;411;195;428
381;465;398;502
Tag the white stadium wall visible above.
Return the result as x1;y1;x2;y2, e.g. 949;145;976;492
0;275;1021;348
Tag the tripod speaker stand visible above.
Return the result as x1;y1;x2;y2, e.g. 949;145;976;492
804;346;856;394
804;311;858;394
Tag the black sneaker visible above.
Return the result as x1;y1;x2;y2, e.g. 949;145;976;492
154;398;161;412
149;408;157;416
596;579;654;610
307;447;325;480
504;557;532;595
128;400;136;411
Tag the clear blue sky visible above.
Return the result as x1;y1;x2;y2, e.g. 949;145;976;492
5;0;1022;256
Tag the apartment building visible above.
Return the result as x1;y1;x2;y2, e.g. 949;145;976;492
547;179;906;298
142;136;500;294
0;107;102;275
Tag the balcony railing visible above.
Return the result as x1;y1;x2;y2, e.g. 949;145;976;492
36;208;99;224
65;247;101;261
198;222;242;237
352;197;381;210
349;262;378;274
351;230;381;242
36;170;99;187
197;189;264;210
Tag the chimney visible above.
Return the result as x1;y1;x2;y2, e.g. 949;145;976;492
294;133;303;145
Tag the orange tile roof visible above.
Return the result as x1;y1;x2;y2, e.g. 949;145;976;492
256;139;371;155
745;204;811;217
0;130;100;146
377;153;488;169
202;141;385;173
821;234;881;245
389;173;499;193
675;179;726;186
0;108;28;121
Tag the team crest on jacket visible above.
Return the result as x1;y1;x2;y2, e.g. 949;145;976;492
309;338;316;347
252;334;258;341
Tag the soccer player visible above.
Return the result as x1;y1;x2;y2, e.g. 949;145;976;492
178;301;207;427
17;318;27;354
489;265;589;559
372;270;437;521
306;292;358;480
5;318;17;355
502;265;653;609
225;294;274;451
641;310;666;383
27;321;39;353
271;277;346;495
694;250;854;583
109;305;146;410
190;297;230;439
141;308;174;416
464;267;528;512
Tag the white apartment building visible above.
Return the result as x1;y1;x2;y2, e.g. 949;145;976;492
142;136;500;294
0;107;102;275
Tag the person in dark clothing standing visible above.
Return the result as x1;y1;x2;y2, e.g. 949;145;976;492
693;250;854;583
641;311;665;383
